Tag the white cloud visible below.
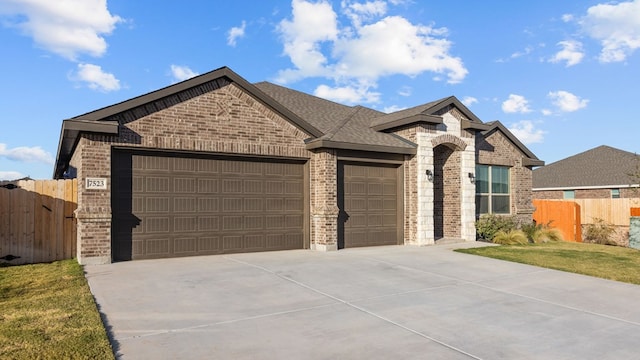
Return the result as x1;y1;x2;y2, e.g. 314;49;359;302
508;120;545;145
314;83;380;104
0;143;54;164
562;14;574;22
276;0;338;82
548;90;589;112
580;0;640;62
383;104;406;113
462;96;478;107
342;0;387;27
71;63;120;91
549;40;584;66
541;109;553;116
227;21;246;47
170;65;199;82
502;94;532;114
510;46;533;59
333;16;467;83
0;0;122;60
0;171;25;181
275;0;468;92
397;86;411;97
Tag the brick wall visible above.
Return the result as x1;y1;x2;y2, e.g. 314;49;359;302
434;145;461;238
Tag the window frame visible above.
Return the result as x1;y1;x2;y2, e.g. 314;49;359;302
475;164;511;215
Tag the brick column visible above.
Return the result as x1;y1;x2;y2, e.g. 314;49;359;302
310;150;339;251
73;140;113;264
416;134;434;245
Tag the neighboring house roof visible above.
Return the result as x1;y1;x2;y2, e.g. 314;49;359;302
482;121;544;167
533;145;640;190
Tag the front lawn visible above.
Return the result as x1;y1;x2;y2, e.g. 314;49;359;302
456;241;640;285
0;260;114;359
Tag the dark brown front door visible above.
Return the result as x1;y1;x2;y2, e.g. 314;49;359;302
338;162;400;248
112;151;306;261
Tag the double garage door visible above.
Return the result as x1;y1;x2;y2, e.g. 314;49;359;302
112;151;306;261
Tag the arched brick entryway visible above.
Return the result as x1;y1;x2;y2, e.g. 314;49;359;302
431;135;467;240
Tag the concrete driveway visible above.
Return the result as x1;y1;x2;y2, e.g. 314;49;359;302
85;243;640;359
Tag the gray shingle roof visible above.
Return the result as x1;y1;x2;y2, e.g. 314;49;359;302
254;82;416;151
533;145;640;189
254;82;357;134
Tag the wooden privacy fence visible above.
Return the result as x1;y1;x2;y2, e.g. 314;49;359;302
0;179;77;265
574;198;640;226
533;200;582;242
533;198;640;244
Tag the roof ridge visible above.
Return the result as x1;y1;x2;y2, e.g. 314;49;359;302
322;107;364;141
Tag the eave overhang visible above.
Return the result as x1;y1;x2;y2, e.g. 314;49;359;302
53;119;119;179
371;114;443;131
305;139;417;155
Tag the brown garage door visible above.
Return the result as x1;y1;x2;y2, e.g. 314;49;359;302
112;151;306;261
338;162;400;248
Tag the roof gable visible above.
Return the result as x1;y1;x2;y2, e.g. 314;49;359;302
54;67;324;178
533;145;639;189
481;121;543;167
371;96;488;131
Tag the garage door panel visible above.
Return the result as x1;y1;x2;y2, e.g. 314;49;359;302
174;178;196;193
145;217;170;233
197;179;219;193
174;237;197;254
198;217;219;231
222;180;242;194
198;198;219;212
244;198;264;212
198;236;222;252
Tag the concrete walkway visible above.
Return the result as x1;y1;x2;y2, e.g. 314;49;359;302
85;243;640;359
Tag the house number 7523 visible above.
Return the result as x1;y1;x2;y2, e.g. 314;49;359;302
86;177;107;190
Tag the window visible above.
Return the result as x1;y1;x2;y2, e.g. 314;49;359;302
563;190;575;199
476;165;510;214
611;189;620;199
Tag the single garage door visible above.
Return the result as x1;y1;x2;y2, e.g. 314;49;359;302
112;151;306;261
338;162;400;248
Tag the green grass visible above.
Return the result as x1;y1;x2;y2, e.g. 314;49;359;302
456;241;640;285
0;260;114;359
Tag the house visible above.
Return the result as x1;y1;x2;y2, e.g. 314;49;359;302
533;145;640;199
54;66;543;264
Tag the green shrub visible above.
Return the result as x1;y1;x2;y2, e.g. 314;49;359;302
584;218;617;245
475;214;519;241
492;230;529;245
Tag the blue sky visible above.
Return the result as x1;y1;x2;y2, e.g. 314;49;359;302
1;0;639;180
